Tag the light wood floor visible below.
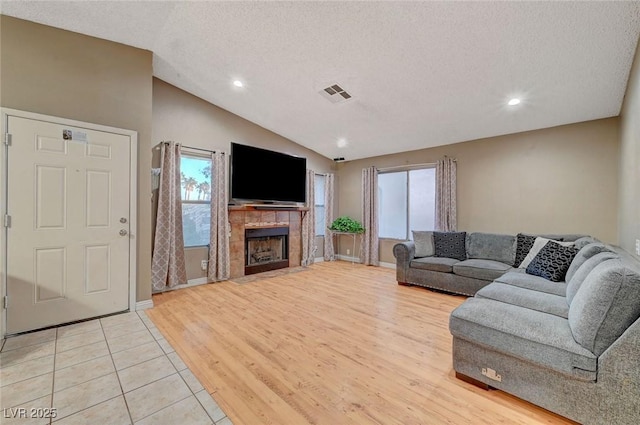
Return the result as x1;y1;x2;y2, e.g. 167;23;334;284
148;262;576;425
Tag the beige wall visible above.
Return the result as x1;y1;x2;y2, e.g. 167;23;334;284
153;79;334;172
152;79;335;279
619;37;640;259
0;16;154;314
337;118;620;263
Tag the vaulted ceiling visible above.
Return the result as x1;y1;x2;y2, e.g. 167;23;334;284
3;1;640;160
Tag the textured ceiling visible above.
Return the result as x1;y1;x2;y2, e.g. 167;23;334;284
2;1;640;160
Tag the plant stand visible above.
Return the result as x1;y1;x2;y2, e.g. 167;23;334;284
332;231;361;264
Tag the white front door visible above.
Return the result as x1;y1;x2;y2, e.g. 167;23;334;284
4;114;133;334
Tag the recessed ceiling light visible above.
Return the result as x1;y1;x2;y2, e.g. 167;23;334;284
508;98;521;106
337;138;348;148
233;80;244;88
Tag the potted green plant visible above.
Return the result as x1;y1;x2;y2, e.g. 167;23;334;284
329;216;365;234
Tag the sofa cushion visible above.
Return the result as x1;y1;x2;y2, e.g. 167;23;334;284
573;236;599;250
466;232;516;265
453;259;511;281
410;257;458;273
476;282;569;318
450;298;597;380
565;243;612;284
433;231;467;261
412;231;434;258
495;271;567;296
519;237;575;270
525;242;578;282
568;259;640;356
566;252;619;305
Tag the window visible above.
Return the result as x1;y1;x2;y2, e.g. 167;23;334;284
315;174;326;236
378;167;436;239
181;155;212;247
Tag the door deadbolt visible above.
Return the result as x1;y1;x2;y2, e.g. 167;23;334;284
120;217;127;223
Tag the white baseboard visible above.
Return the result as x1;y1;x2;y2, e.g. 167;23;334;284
188;277;209;285
334;256;394;268
337;254;362;263
135;299;154;311
151;277;211;295
314;257;325;263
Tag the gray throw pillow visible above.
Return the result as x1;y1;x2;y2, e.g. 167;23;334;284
525;242;578;282
412;231;434;258
466;232;516;265
433;231;467;261
566;251;619;305
568;259;640;356
565;243;611;284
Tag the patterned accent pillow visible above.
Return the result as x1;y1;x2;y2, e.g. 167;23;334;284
433;231;467;261
519;237;574;270
514;233;536;267
526;242;579;282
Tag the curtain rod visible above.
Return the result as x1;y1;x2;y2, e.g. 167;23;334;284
160;141;225;155
377;158;457;173
378;162;437;172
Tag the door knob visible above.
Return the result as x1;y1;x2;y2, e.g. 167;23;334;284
119;229;128;236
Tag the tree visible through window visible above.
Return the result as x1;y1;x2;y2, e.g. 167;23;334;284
378;168;435;239
181;155;212;247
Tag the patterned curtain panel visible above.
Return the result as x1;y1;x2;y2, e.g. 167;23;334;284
208;151;231;282
323;173;336;261
435;157;457;231
301;169;316;266
151;142;187;290
361;166;379;266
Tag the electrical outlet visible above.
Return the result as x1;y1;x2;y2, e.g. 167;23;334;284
636;239;640;256
347;249;351;255
201;260;208;271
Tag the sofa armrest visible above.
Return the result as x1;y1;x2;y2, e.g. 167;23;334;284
393;241;416;283
597;316;640;423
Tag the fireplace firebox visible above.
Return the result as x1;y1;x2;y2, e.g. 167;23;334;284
245;227;289;275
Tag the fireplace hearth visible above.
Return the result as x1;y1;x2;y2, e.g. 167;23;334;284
245;227;289;275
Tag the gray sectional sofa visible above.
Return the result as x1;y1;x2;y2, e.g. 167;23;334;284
393;232;640;424
451;244;640;424
393;232;584;296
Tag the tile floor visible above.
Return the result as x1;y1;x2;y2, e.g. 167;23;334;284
0;311;233;425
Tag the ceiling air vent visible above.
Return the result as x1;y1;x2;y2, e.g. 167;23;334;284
319;83;353;104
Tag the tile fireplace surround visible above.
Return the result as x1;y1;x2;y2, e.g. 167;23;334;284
228;207;304;279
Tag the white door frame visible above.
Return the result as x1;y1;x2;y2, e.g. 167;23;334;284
1;108;138;337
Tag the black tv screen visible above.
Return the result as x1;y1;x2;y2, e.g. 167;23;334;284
230;143;307;204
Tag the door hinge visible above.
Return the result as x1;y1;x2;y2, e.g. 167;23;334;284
3;214;11;228
4;133;11;146
3;296;7;309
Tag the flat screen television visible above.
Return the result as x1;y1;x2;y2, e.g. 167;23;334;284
230;142;307;204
